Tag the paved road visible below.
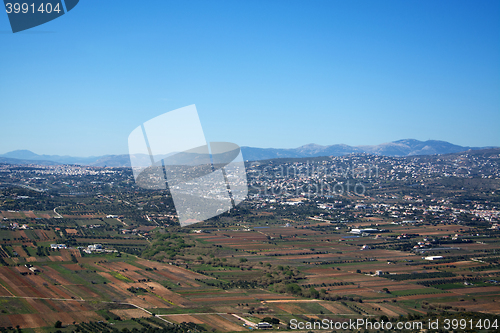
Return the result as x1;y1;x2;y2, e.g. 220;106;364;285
53;206;64;218
231;313;256;327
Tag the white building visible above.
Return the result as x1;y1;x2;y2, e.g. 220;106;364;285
424;256;444;261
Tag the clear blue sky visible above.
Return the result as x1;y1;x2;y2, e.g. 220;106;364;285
1;0;498;156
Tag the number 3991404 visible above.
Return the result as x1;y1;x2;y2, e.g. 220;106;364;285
5;2;62;14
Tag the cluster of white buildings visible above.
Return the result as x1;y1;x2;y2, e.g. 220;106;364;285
82;244;103;254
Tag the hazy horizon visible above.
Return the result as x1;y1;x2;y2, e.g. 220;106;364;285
1;138;498;158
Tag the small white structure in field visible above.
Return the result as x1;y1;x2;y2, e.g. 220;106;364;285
257;322;272;329
424;256;444;261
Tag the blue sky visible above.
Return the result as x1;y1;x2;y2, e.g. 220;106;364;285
1;0;498;156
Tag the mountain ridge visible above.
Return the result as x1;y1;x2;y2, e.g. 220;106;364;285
0;139;497;167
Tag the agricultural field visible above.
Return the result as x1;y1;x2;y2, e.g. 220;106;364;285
2;217;499;332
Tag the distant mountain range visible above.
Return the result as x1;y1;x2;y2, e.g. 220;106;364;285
241;139;495;161
0;139;497;167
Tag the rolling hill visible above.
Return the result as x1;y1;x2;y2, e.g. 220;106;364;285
0;139;496;166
